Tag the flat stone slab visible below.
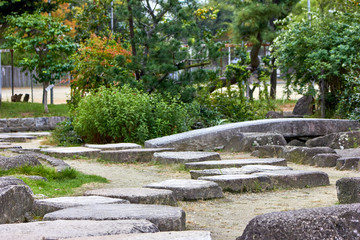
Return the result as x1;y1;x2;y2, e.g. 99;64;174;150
33;196;130;216
100;148;175;163
144;119;360;150
85;143;142;150
65;231;212;240
306;131;360;149
0;144;22;149
185;158;287;170
85;188;177;206
254;170;330;188
284;147;336;165
237;203;360;240
312;153;341;167
144;179;223;200
190;165;293;179
0;132;51;137
236;132;287;152
0;134;36;142
40;147;101;159
336;148;360;158
43;204;185;231
0;220;159;239
152;151;221;164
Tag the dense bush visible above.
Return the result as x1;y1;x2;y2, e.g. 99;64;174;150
51;119;83;146
72;85;195;144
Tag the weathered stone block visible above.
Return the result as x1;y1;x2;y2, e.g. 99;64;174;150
100;148;175;163
292;95;314;115
40;147;101;159
0;185;34;224
21;118;35;128
313;153;340;167
85;143;142;151
85;188;177;206
152;151;220;164
0;220;159;239
0;155;41;170
336;157;360;170
43;204;186;231
307;131;360;149
237;204;360;240
237;133;287;152
284;147;336;165
144;179;223;200
185;158;287;170
336;177;360;204
251;145;286;158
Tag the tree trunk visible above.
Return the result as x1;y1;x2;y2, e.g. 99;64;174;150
250;32;262;70
270;57;277;99
320;79;326;118
43;82;49;113
127;0;140;80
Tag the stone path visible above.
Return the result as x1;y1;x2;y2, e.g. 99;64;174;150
152;151;221;164
100;148;175;163
40;147;101;159
85;143;142;150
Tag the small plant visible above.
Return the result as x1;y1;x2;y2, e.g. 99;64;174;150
50;119;83;147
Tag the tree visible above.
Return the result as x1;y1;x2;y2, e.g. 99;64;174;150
272;11;360;117
4;13;77;112
232;0;299;99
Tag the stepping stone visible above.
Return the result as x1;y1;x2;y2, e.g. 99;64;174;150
312;153;341;167
0;144;22;149
198;175;273;193
33;196;130;216
41;147;101;159
100;148;175;163
0;220;159;239
336;157;360;170
65;231;212;240
254;170;330;188
0;134;36;142
84;188;177;206
190;165;293;179
43;204;185;231
144;179;223;200
185;158;287;170
85;143;142;151
152;151;220;164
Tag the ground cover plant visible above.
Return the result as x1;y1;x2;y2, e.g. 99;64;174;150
0;102;69;118
0;164;108;198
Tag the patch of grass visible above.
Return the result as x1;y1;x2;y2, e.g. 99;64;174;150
0;165;108;197
0;101;69;118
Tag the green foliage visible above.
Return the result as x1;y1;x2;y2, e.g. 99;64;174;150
73;85;195;144
0;102;68;118
0;165;108;198
273;11;360;113
50;119;83;147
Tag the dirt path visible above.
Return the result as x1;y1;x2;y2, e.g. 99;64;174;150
64;153;359;240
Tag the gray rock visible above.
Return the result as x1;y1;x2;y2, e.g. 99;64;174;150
190;165;292;179
0;185;34;224
0;144;22;149
0;134;36;142
40;147;101;159
152;151;220;164
84;188;177;206
0;234;43;240
144;119;359;151
198;175;273;193
43;204;186;231
27;152;70;171
65;231;212;240
307;131;360;149
251;145;286;158
287;139;306;146
24;175;48;181
100;148;175;163
265;111;284;119
292;95;314;115
0;154;41;170
237;203;360;240
33;196;130;216
85;143;142;150
144;179;223;200
185;158;287;170
237;133;287;152
336;148;360;158
284;147;336;165
0;220;159;239
336;177;360;204
35;117;49;129
336;157;360;170
254;170;330;188
0;176;28;188
48;116;68;128
313;153;341;167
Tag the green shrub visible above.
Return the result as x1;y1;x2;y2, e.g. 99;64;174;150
50;119;83;146
73;85;194;144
